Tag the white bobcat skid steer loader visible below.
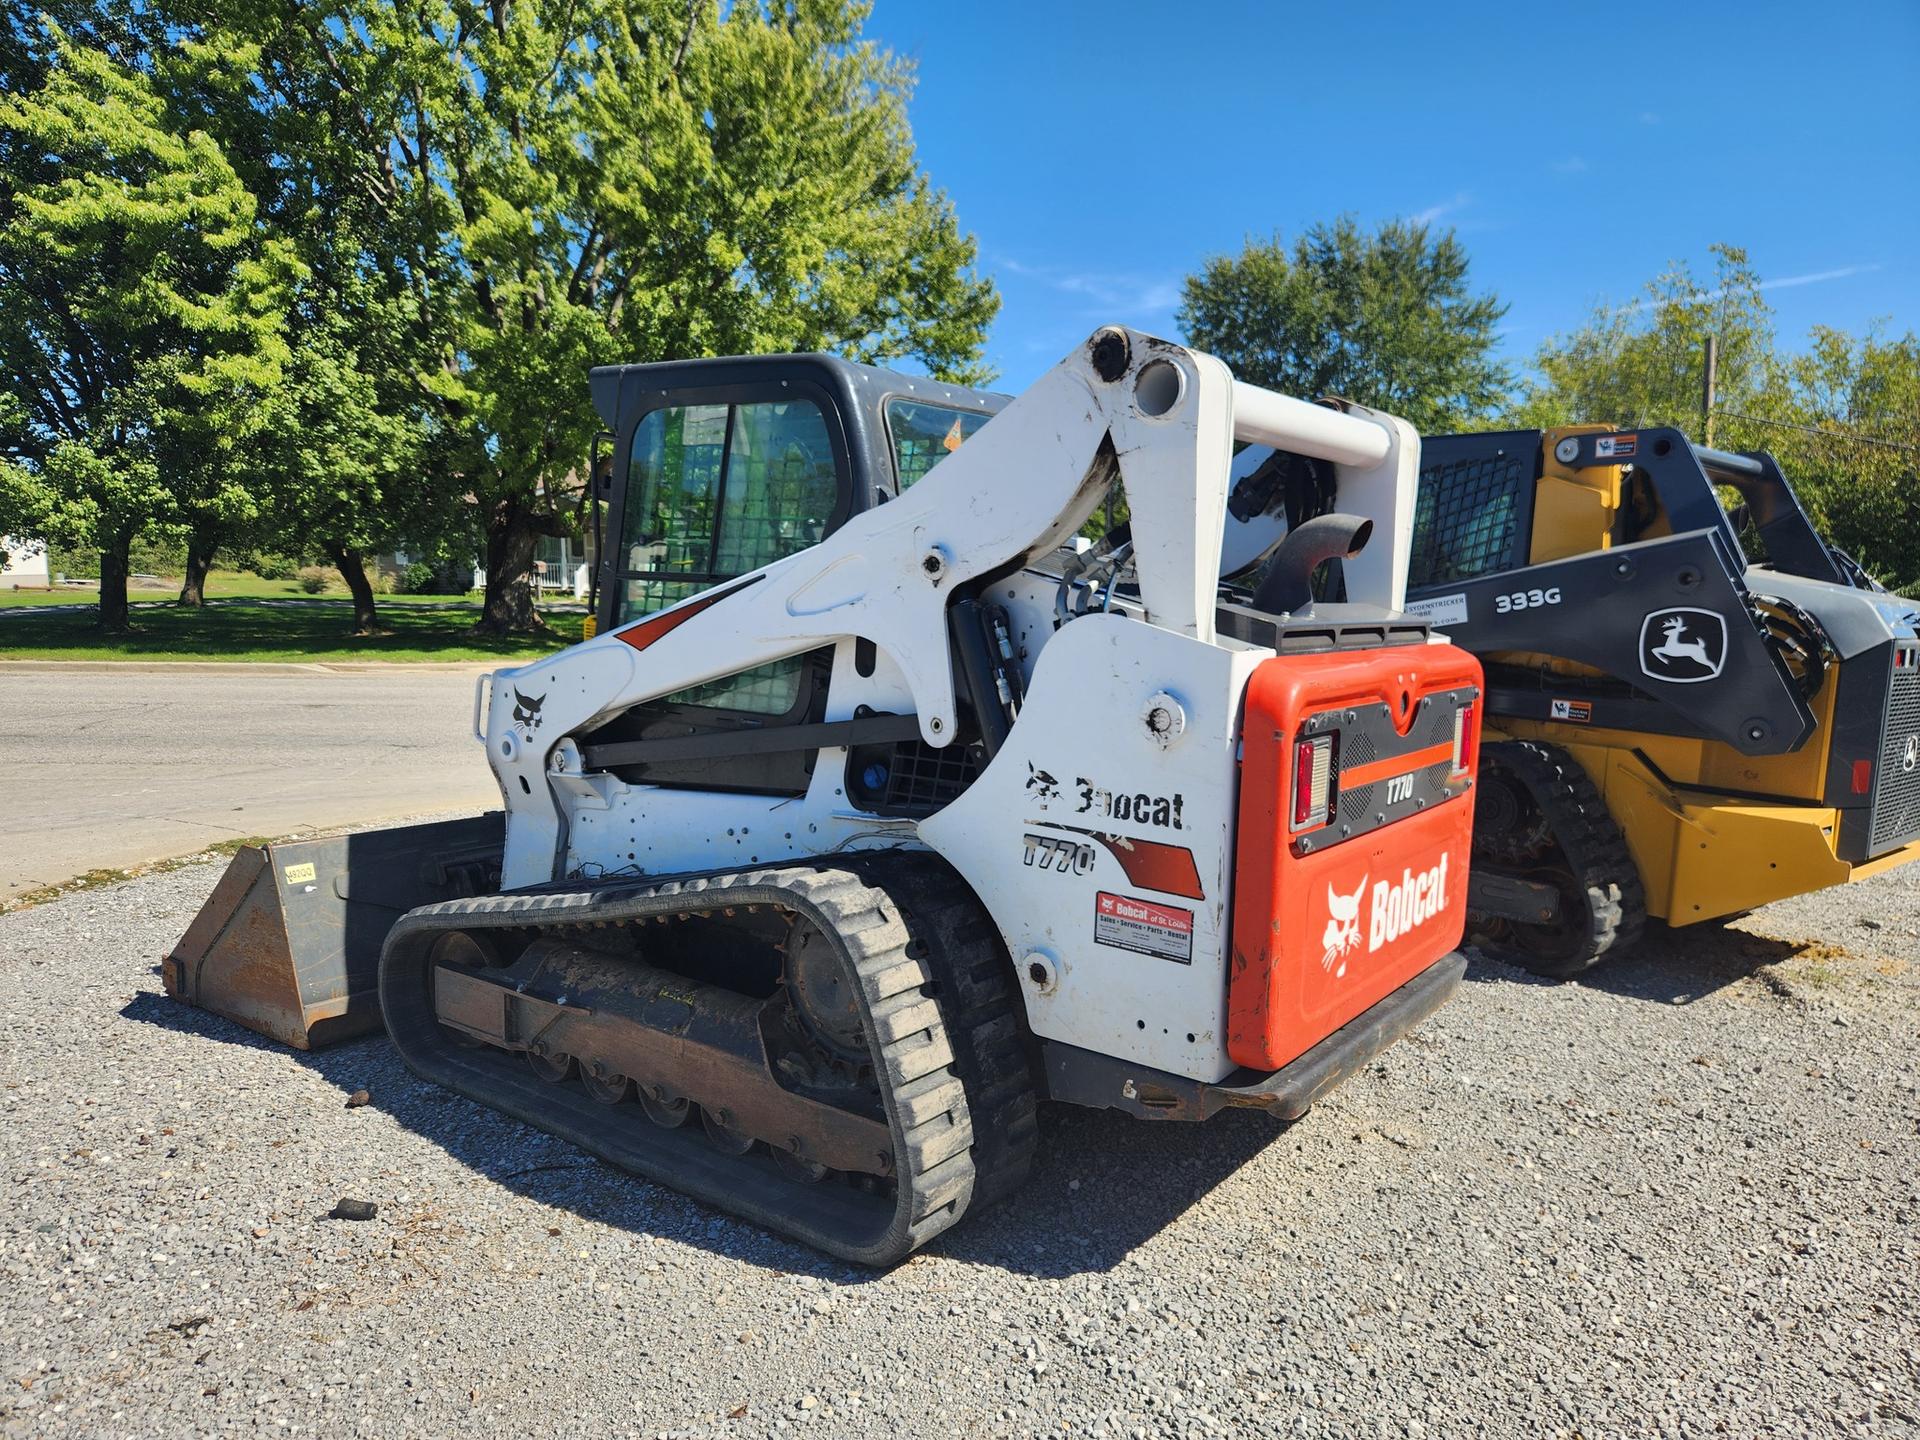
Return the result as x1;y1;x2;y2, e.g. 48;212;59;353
168;327;1482;1264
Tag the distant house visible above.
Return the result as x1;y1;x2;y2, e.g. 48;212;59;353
1;536;50;590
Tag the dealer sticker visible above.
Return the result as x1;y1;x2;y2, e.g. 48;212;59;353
1405;591;1469;627
1094;890;1193;964
1549;698;1593;723
282;861;317;885
1595;433;1637;459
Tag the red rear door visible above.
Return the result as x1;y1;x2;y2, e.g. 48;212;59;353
1228;644;1482;1071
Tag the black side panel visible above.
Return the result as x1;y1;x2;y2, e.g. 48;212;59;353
1413;529;1816;756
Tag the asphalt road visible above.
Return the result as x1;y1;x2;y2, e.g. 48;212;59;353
0;664;500;896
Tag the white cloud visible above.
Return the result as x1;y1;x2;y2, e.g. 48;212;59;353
997;256;1183;316
1411;191;1472;225
1756;263;1881;292
1616;262;1881;313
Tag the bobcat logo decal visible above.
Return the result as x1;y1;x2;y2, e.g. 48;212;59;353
1025;761;1062;805
1321;875;1368;977
511;687;546;736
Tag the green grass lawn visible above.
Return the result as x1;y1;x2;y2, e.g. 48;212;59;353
0;570;582;662
0;568;485;607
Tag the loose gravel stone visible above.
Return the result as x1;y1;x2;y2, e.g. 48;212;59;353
1;859;1916;1437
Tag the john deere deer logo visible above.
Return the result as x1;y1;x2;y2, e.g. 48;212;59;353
1638;608;1727;684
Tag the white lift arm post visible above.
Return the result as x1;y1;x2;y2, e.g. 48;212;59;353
1219;386;1420;614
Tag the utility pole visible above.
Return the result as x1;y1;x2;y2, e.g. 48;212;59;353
1701;334;1719;447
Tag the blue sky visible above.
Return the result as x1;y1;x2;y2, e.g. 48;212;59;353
865;0;1920;391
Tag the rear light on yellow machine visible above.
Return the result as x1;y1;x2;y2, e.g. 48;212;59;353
1291;734;1334;830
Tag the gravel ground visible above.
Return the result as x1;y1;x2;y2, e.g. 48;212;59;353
2;859;1916;1439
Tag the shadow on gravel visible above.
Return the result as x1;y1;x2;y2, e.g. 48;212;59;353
1464;924;1809;1006
120;990;1286;1282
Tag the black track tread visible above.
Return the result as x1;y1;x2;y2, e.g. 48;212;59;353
840;854;1040;1214
1472;740;1647;979
379;855;1035;1264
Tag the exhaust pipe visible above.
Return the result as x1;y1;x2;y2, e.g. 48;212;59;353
1251;513;1374;617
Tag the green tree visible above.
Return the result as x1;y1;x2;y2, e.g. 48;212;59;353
1511;244;1775;435
1757;327;1920;594
1179;217;1510;433
181;0;997;634
0;24;295;629
1513;247;1920;594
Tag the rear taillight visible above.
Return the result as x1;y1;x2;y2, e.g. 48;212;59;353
1852;759;1873;795
1452;702;1477;775
1292;734;1333;831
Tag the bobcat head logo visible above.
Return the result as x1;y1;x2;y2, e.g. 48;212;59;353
1321;874;1368;976
1025;761;1061;805
511;688;546;734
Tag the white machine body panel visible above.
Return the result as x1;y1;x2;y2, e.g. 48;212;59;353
919;615;1267;1082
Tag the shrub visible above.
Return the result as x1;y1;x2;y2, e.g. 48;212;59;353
295;565;333;594
369;569;396;596
248;553;298;581
399;560;437;595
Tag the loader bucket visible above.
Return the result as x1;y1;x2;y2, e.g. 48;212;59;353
162;814;504;1050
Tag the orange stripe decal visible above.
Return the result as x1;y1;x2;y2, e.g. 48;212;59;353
1032;821;1205;900
613;575;763;654
1340;740;1453;790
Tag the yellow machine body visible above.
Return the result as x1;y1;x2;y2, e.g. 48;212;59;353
1490;670;1919;925
1413;421;1919;974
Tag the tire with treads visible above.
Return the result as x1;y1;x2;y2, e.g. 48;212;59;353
1471;740;1647;979
377;856;1035;1266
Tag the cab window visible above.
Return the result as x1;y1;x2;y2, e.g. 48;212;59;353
887;399;989;491
616;398;840;714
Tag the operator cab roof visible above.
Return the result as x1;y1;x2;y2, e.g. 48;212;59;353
589;352;1009;435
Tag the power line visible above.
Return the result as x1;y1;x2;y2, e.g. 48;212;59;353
1711;407;1920;456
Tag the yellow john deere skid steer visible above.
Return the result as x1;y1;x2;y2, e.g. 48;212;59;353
1402;423;1920;976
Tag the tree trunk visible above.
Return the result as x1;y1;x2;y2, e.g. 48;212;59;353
475;504;544;635
328;545;381;634
177;527;218;607
97;528;133;633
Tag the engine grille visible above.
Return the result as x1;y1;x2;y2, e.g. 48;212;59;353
1409;452;1529;588
874;739;983;815
1871;661;1920;852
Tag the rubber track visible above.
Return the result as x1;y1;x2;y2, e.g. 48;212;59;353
378;857;1035;1266
1473;740;1647;979
847;855;1039;1211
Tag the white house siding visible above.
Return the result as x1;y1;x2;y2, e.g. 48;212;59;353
1;536;50;589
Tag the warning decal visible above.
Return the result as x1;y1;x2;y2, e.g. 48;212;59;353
1094;890;1193;964
1595;433;1637;459
1549;698;1593;723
